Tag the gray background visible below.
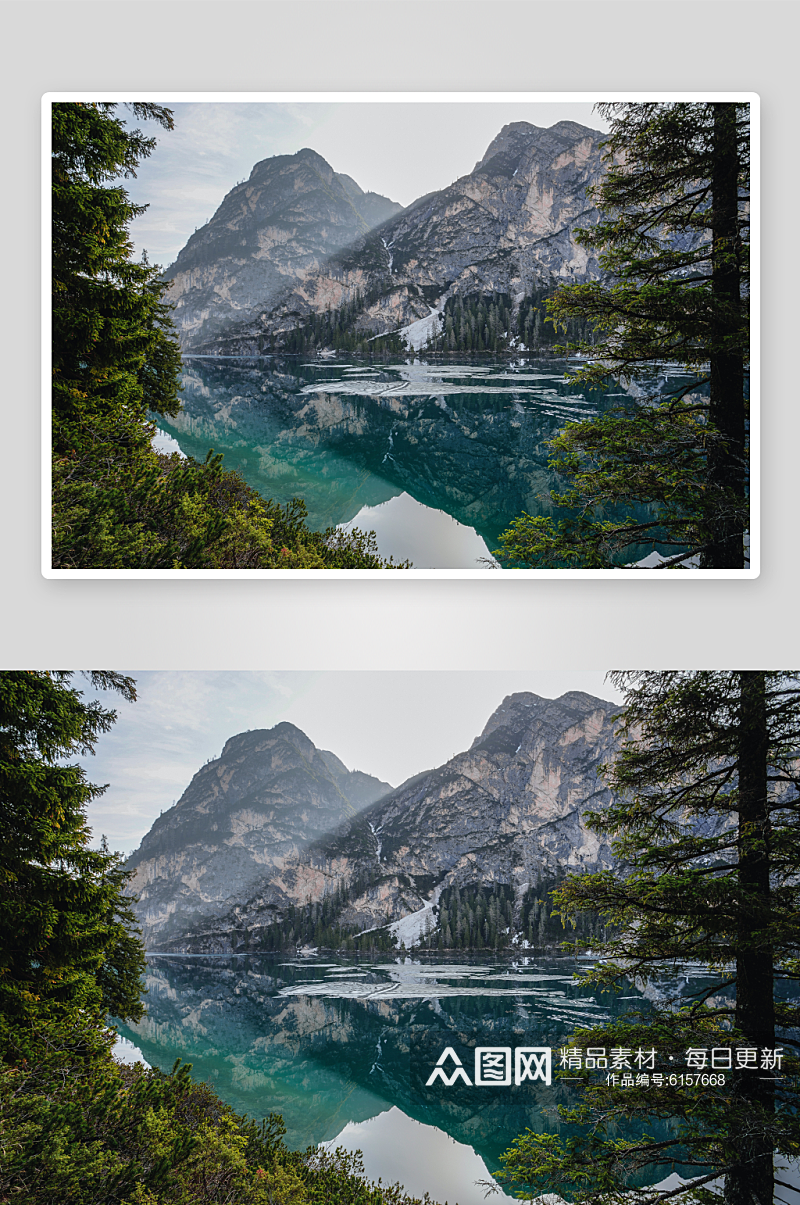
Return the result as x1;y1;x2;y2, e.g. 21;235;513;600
3;0;795;671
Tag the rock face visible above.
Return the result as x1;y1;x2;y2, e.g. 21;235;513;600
126;723;392;948
163;148;402;350
293;690;620;930
131;691;622;952
183;120;607;354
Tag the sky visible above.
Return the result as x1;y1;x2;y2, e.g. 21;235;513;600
76;670;624;856
121;99;610;268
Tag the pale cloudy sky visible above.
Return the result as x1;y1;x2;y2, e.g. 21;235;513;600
121;99;610;268
75;670;623;856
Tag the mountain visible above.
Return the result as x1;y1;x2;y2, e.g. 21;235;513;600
130;691;621;952
126;723;392;948
162;148;403;350
180;120;607;355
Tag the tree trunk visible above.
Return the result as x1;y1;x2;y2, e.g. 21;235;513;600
703;103;746;569
725;671;774;1204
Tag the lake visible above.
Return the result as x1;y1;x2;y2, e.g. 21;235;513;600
117;953;705;1201
152;356;672;568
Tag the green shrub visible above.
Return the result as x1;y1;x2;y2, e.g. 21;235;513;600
53;433;408;570
0;1016;437;1205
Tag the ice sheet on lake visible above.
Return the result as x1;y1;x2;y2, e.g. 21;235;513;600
279;962;340;968
278;966;606;1004
303;379;591;403
465;973;578;983
278;981;573;1000
299;362;594;411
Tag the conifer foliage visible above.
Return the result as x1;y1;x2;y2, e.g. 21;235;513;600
264;285;406;355
496;103;750;569
236;869;397;953
52;102;182;454
0;673;437;1204
499;671;800;1205
0;671;145;1040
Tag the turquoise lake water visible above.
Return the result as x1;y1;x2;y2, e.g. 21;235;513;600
152;356;679;568
117;953;714;1200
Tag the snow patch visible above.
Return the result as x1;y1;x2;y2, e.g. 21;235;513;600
389;885;443;948
396;305;444;352
369;821;383;860
380;236;395;274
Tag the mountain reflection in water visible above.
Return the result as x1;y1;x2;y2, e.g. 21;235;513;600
153;357;647;567
117;954;699;1197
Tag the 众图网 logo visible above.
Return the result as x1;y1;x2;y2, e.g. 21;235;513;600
425;1046;552;1087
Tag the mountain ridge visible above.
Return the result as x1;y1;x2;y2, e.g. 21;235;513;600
165;120;607;355
129;690;621;952
126;721;393;948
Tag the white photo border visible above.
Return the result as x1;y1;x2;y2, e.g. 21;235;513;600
41;91;760;580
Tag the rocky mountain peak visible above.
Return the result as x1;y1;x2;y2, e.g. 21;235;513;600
472;121;542;172
162;148;402;349
473;119;602;176
557;689;617;712
127;722;391;947
130;691;624;952
550;119;603;140
196;116;610;355
219;721;318;762
470;691;546;743
470;689;615;753
246;147;335;188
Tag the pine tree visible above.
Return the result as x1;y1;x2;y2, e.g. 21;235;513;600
498;671;799;1205
51;102;182;454
495;102;750;570
0;672;146;1048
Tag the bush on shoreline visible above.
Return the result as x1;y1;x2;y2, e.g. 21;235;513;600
53;436;407;570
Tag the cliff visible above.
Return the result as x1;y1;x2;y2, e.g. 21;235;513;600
166;121;607;354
